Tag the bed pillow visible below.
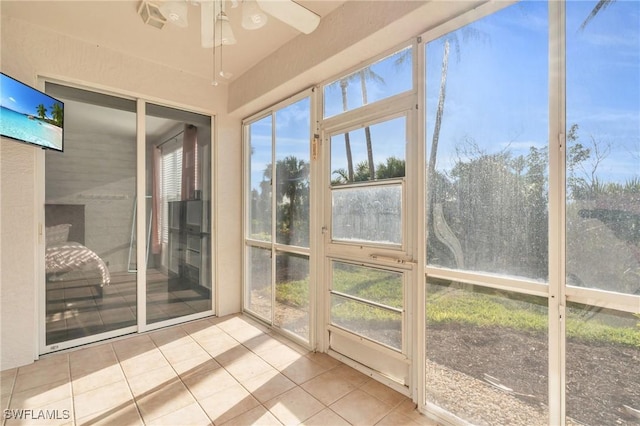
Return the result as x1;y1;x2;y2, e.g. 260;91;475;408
46;224;72;246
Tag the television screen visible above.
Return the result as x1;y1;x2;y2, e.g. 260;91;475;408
0;73;64;152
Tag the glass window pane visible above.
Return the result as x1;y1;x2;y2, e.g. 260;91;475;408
332;262;402;309
426;278;549;425
248;115;273;242
566;0;640;296
146;105;212;325
330;116;406;184
324;46;413;118
566;303;640;425
275;98;310;247
246;246;272;321
44;91;137;345
275;253;309;342
425;1;549;281
330;295;401;350
332;183;402;245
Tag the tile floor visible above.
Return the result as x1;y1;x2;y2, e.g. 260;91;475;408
1;315;438;426
46;270;211;345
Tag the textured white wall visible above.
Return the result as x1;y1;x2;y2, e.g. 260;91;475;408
0;14;242;370
0;141;38;371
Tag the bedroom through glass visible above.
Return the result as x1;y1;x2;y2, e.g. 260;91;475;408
43;84;214;350
44;85;138;346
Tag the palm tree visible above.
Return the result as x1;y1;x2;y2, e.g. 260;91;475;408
339;79;355;182
359;69;384;180
50;103;63;127
580;0;616;30
36;104;47;120
338;67;385;182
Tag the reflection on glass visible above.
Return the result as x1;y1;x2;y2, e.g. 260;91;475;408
276;98;310;248
275;253;309;342
330;261;403;350
425;1;549;281
249;115;273;242
332;184;402;245
565;303;640;425
566;0;640;296
45;88;137;345
324;46;412;118
146;104;212;324
330;116;406;185
426;278;549;425
247;246;272;320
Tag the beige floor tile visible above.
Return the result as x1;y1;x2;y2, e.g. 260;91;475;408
198;381;260;425
330;364;370;387
304;352;342;370
390;400;438;425
125;365;179;397
135;380;196;423
70;344;118;377
147;401;212;426
76;402;143;426
301;408;350;426
225;354;275;382
242;333;285;355
360;380;407;408
264;387;324;426
238;369;297;403
9;378;70;409
172;353;220;378
72;363;125;395
221;405;282;426
375;410;424;426
17;354;68;377
279;357;328;385
1;368;17;398
301;370;357;405
161;340;210;365
214;344;252;367
330;389;392;425
183;367;239;401
12;367;69;394
182;320;225;343
199;334;242;358
219;323;265;344
120;349;171;378
149;326;192;350
73;380;133;420
258;344;307;369
112;335;156;359
1;394;10;412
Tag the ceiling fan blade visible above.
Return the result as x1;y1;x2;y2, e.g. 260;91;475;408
200;1;215;48
256;0;320;34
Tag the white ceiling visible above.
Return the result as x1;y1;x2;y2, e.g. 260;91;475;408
1;0;346;84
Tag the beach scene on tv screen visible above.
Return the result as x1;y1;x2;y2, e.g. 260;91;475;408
0;75;63;151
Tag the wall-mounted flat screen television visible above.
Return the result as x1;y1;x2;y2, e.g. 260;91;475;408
0;72;64;152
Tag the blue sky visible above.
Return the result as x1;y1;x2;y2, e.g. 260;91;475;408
250;0;639;190
1;74;61;119
426;0;639;183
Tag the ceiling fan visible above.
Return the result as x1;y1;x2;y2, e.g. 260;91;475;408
155;0;321;48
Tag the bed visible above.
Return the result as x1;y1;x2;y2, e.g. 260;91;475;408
45;204;111;287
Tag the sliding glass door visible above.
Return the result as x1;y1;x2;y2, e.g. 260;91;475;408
44;85;138;349
145;103;213;324
42;84;214;352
